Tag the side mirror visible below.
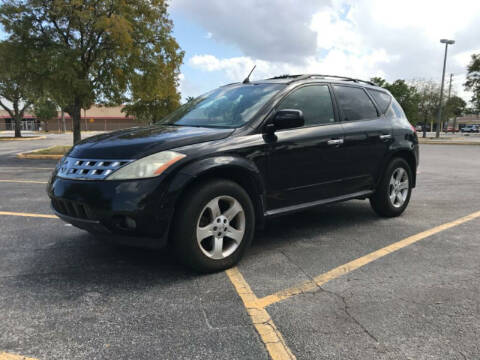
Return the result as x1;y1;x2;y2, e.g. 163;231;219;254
265;109;304;133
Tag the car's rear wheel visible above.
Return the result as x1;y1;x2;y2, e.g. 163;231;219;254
370;158;412;217
172;179;255;272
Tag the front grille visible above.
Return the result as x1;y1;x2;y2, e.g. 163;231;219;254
57;157;133;180
52;198;94;220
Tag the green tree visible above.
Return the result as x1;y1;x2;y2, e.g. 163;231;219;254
411;79;441;138
370;77;387;88
0;0;184;144
370;77;420;123
445;95;466;132
464;53;480;113
34;98;58;132
0;41;35;137
185;96;195;103
445;95;466;118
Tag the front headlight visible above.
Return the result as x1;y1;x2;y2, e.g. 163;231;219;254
105;151;186;180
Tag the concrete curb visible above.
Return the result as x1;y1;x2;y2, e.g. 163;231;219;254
418;139;480;145
17;153;64;160
0;136;46;141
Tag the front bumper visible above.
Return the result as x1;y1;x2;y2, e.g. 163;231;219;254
48;175;174;248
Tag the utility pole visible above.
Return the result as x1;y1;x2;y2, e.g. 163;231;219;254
445;73;453;132
447;73;453;100
436;39;455;138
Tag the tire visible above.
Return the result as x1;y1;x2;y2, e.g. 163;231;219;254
172;179;255;272
370;158;413;217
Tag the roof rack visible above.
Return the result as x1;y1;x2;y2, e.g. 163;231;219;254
268;74;376;86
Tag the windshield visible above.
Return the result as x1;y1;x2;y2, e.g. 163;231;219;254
156;83;284;128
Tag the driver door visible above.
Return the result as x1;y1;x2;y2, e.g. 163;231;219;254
265;84;347;212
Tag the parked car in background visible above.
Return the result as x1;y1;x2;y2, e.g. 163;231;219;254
48;74;419;272
445;126;455;133
461;125;479;133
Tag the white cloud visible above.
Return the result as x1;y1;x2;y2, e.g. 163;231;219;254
172;0;331;62
177;0;480;103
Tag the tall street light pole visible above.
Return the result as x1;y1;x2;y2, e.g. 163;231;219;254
436;39;455;138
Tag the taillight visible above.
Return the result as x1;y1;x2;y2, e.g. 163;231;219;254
410;124;416;133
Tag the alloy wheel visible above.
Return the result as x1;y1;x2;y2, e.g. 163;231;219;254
388;167;409;208
196;195;245;260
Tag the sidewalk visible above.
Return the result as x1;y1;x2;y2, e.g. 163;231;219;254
418;133;480;145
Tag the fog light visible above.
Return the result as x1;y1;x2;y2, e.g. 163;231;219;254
125;217;136;230
113;215;137;231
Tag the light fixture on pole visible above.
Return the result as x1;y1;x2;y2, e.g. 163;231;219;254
436;39;455;138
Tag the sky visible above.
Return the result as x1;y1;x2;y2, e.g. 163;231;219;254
170;0;480;104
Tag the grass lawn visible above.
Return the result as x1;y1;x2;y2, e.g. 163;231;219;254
27;145;71;155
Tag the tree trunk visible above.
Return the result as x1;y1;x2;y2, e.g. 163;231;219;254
72;98;82;145
12;101;22;138
14;114;22;138
61;109;66;132
422;120;427;138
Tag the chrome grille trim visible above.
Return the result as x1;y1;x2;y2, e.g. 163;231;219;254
57;157;133;180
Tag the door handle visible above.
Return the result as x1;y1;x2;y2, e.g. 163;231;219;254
327;138;344;146
379;134;392;141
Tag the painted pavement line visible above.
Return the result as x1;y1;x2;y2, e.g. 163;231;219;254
226;267;296;360
255;209;480;309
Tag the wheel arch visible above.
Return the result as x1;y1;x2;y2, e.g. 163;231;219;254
166;156;266;235
380;149;417;188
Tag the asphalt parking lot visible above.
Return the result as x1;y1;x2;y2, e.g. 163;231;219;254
1;140;479;360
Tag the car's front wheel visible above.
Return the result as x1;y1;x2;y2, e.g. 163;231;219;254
370;158;413;217
173;179;255;272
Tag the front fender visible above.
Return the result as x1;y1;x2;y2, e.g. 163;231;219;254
162;155;266;218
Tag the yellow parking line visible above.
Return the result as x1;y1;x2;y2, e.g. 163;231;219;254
256;209;480;308
0;211;57;219
0;352;37;360
0;180;47;184
226;267;296;360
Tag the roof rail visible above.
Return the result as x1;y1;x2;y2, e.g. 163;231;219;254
267;74;376;86
295;74;376;86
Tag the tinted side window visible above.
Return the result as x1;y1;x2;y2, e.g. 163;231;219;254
333;85;378;121
391;98;406;118
367;89;391;114
278;85;335;126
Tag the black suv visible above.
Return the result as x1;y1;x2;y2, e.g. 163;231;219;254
48;74;419;272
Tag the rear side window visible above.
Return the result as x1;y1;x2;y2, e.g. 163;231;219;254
278;85;335;126
333;85;378;121
367;89;391;114
391;98;407;118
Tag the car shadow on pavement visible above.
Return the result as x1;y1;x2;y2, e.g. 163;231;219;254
13;200;382;294
254;200;380;249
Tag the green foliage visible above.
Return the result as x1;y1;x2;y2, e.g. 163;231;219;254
34;98;58;125
123;97;180;125
0;0;184;144
411;79;441;125
0;41;36;137
370;77;420;124
464;53;480;113
445;95;466;118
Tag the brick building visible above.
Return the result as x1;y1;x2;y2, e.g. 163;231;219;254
0;105;139;131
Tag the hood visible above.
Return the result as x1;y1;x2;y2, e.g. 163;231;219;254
68;125;234;159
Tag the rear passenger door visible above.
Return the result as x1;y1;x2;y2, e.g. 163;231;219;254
266;84;347;211
332;85;392;194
